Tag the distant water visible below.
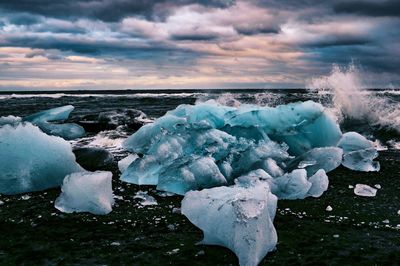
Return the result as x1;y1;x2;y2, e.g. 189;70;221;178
1;87;399;157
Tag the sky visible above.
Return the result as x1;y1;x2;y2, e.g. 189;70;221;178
0;0;399;91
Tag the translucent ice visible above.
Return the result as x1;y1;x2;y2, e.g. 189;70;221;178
338;132;380;171
23;105;85;140
0;123;83;195
118;154;139;173
285;147;343;176
353;184;377;197
181;178;277;266
55;171;114;215
269;169;329;199
157;157;228;195
121;100;340;194
134;191;158;206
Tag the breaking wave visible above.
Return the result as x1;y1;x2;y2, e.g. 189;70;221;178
308;64;400;134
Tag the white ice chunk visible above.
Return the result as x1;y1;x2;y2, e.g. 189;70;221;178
0;123;83;195
23;105;85;140
181;179;277;266
353;184;377;197
338;132;379;172
134;191;158;206
55;171;114;215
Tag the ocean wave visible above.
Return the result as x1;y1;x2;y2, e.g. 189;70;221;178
308;64;400;134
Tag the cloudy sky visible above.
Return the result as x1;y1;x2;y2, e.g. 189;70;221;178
0;0;399;90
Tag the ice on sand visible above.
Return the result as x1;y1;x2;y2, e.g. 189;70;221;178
338;132;380;172
353;184;377;197
181;178;277;266
121;100;342;195
55;171;114;215
0;123;83;195
23;105;85;140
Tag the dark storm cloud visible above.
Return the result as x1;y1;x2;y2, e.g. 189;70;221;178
0;0;399;89
235;25;280;35
2;34;172;56
7;13;43;25
171;34;218;41
302;36;371;48
334;0;400;17
0;0;236;22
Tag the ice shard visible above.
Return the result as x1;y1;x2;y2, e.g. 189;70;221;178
23;105;85;140
338;132;380;171
0;123;83;195
55;171;114;215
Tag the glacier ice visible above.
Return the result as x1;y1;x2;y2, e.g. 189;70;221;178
338;132;380;171
0;123;83;195
55;171;114;215
181;178;277;266
23;105;85;140
121;100;342;195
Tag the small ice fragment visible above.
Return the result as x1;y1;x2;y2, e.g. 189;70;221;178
113;195;124;200
21;195;31;200
333;234;339;238
382;219;389;224
167;224;176;231
55;171;114;215
298;160;317;168
354;184;377;197
348;185;354;189
157;191;176;197
374;184;381;189
110;241;121;246
133;191;158;206
166;248;180;255
326;206;333;212
172;207;181;214
0;200;4;206
397;210;400;215
195;250;205;256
